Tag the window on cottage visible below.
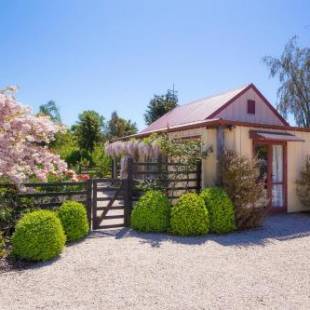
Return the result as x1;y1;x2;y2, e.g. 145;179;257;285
247;100;255;114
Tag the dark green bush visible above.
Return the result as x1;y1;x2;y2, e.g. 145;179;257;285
0;232;5;258
12;210;66;261
200;187;236;233
0;186;36;236
58;200;89;242
131;190;171;232
170;193;209;236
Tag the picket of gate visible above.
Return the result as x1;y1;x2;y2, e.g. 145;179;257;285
92;178;125;229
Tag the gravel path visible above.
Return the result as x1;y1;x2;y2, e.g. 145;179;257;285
1;214;310;310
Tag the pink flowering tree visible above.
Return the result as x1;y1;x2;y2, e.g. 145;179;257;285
0;87;69;185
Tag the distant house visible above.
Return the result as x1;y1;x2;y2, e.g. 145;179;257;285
134;83;310;213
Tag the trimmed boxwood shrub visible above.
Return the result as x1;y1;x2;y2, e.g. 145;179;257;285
170;193;209;236
12;210;66;261
58;201;89;242
200;187;236;234
131;190;171;232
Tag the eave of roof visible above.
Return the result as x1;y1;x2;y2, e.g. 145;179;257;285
117;119;310;141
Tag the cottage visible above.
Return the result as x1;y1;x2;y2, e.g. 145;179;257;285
134;83;310;213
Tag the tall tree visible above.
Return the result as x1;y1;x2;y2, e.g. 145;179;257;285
73;110;105;152
38;100;61;123
144;88;178;125
106;111;137;139
263;36;310;127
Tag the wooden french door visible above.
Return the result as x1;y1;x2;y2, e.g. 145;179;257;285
254;141;287;213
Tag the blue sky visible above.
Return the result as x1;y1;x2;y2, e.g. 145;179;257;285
1;0;309;129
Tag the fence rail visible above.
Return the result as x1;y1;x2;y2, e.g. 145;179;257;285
1;159;202;233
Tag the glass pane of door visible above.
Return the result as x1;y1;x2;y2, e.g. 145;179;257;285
255;144;268;202
272;145;284;208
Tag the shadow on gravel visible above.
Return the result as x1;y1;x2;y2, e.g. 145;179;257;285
0;254;61;274
89;213;310;248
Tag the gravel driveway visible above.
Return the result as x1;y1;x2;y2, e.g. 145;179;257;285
1;214;310;310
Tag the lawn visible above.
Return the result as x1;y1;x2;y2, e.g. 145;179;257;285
1;214;310;310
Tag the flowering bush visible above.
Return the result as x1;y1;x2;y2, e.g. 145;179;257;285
0;87;68;186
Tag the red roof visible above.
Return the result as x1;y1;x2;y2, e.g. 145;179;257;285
140;85;250;134
139;83;288;136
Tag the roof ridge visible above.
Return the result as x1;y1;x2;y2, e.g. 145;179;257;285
180;83;251;107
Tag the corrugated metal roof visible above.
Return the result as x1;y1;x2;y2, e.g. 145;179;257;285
140;84;249;134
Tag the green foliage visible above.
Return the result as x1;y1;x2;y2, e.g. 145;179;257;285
157;134;201;166
263;36;310;127
73;110;105;153
131;190;171;232
50;130;80;167
12;210;66;261
38;100;61;123
106;111;137;139
220;150;268;230
91;144;112;177
297;156;310;208
0;186;36;236
144;89;178;125
57;201;89;242
0;232;5;258
170;193;209;236
200;187;236;233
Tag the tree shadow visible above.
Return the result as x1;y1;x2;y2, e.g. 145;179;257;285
89;213;310;248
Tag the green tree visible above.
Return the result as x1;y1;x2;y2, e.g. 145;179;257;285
106;111;137;139
263;36;310;127
38;100;61;123
50;130;80;168
144;89;178;125
73;110;105;153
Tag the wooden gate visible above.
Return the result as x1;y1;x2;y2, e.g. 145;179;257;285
92;178;132;229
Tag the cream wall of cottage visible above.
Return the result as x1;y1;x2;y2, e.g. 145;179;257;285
167;127;217;188
201;128;217;187
167;125;310;213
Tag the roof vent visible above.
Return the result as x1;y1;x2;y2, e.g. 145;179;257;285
247;100;255;114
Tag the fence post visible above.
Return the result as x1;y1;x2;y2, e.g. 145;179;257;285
196;160;202;193
86;179;93;230
124;157;133;227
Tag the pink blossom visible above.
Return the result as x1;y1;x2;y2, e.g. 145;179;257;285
0;87;69;185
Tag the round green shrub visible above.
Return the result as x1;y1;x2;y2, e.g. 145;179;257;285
58;200;89;242
131;190;171;232
200;187;236;234
12;210;66;261
170;193;209;236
